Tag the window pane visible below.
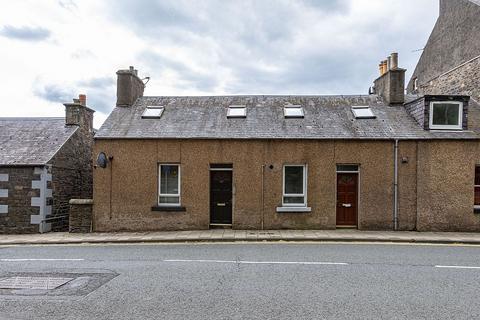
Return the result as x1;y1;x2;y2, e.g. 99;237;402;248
337;165;359;172
227;106;246;118
284;166;304;194
160;165;179;194
284;196;305;204
352;107;375;119
476;187;480;206
142;106;164;118
432;103;460;126
159;196;180;204
284;106;304;118
475;167;480;186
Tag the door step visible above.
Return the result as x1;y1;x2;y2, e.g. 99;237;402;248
336;225;358;229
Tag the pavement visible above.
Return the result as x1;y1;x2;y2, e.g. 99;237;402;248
1;229;480;245
1;243;480;319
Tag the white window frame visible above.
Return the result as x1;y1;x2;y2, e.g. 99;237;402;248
475;166;480;209
142;106;164;119
284;105;304;118
429;101;463;130
227;105;247;118
351;106;376;119
158;164;181;206
282;164;307;207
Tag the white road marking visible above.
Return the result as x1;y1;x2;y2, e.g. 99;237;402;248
435;265;480;270
164;259;348;265
0;258;84;262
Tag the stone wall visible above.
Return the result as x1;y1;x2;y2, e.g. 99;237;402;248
48;124;94;231
418;57;480;103
69;199;93;233
0;167;40;234
407;0;480;92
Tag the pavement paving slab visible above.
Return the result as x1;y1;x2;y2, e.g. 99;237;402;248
1;229;480;245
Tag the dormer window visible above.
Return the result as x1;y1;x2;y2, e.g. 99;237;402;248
352;106;376;119
284;105;304;118
413;78;418;91
142;106;164;119
227;105;246;118
429;101;463;130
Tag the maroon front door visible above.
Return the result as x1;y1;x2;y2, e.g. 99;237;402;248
336;173;358;226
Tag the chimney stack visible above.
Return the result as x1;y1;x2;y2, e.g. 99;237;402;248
373;53;406;105
64;94;95;133
116;66;145;107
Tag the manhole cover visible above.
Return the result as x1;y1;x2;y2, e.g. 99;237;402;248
0;277;73;290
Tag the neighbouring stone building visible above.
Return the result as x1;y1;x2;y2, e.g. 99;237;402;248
407;0;480;102
0;95;94;233
92;56;480;232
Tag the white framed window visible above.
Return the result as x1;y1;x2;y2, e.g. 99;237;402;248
282;165;307;207
142;106;164;119
413;78;418;91
429;101;463;130
351;106;376;119
227;105;246;118
158;164;180;206
284;105;304;118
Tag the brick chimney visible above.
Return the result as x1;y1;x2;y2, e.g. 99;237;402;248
116;66;145;107
373;53;406;105
64;94;95;133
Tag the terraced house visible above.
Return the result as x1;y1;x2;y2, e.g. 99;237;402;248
0;96;94;233
93;52;480;232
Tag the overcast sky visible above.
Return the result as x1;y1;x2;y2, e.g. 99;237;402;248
0;0;438;128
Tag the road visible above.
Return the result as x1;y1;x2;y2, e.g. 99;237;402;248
0;242;480;319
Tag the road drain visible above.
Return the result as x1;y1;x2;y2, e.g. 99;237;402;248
0;276;73;290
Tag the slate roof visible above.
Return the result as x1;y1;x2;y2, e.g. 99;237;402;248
0;118;77;166
95;95;480;140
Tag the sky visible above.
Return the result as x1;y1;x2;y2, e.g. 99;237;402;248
0;0;438;128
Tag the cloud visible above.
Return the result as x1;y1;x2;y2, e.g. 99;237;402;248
107;0;437;95
34;76;115;113
77;76;115;88
58;0;77;11
33;83;74;103
0;25;51;41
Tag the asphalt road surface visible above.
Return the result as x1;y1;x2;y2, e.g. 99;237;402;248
0;242;480;320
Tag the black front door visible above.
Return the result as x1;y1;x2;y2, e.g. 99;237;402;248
210;170;233;224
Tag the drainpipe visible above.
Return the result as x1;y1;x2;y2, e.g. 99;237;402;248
261;164;265;230
393;139;399;231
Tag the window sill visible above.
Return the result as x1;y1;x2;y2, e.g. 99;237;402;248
276;206;311;213
151;206;186;212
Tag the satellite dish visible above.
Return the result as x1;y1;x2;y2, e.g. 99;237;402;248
96;152;108;168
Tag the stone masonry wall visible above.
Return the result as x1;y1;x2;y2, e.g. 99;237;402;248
49;125;94;231
419;57;480;103
407;0;480;92
0;167;40;234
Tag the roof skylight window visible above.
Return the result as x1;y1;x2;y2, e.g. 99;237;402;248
227;105;247;118
352;106;376;119
142;106;164;119
284;105;304;118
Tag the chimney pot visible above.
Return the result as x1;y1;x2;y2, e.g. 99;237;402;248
391;52;398;70
387;56;392;71
79;94;86;106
